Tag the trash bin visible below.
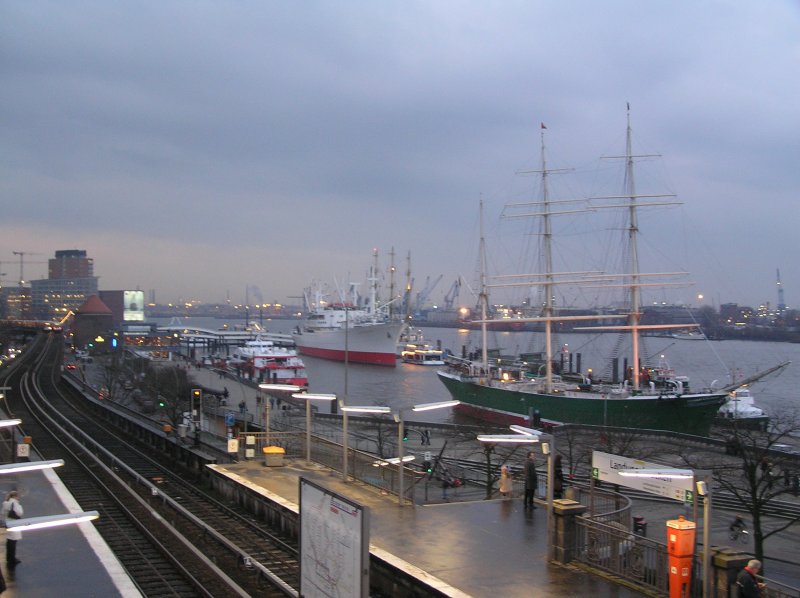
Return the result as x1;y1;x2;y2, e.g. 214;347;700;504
178;424;188;438
263;446;285;467
633;515;647;537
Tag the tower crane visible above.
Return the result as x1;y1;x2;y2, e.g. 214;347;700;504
12;251;44;286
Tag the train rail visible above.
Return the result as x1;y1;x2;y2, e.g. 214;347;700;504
2;334;301;597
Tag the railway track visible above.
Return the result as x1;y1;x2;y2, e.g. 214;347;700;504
2;333;302;597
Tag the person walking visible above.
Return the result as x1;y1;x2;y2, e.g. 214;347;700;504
499;464;513;498
524;451;538;509
1;490;23;567
736;559;765;597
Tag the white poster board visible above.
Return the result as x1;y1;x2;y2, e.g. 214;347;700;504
299;477;369;597
592;451;694;502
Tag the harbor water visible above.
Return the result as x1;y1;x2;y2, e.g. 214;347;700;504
155;316;800;426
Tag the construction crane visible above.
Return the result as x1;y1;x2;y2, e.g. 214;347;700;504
12;251;44;286
414;274;443;315
443;276;462;310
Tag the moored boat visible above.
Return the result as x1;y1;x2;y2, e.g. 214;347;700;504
227;335;308;387
293;251;404;366
401;343;446;366
715;387;769;430
437;112;728;436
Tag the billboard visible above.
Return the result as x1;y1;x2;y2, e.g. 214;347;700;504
123;290;145;322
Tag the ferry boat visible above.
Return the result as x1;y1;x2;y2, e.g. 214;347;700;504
401;343;446;366
228;335;308;387
293;251;404;366
437;112;728;436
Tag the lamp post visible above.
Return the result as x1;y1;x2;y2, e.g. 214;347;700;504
395;401;459;507
695;470;712;598
496;425;556;560
292;393;337;464
340;405;391;483
542;435;556;562
258;384;301;447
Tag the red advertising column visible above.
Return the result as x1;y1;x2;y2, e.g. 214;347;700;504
666;515;696;598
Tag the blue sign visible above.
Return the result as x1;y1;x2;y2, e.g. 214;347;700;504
225;412;235;426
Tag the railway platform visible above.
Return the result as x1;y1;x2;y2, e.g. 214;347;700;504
0;467;140;597
211;458;646;597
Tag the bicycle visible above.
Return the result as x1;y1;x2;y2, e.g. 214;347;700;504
729;528;750;544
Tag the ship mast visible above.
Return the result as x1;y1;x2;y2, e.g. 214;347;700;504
479;199;489;370
624;106;643;390
540;127;555;393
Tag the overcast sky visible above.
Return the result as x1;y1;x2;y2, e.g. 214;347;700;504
2;2;798;310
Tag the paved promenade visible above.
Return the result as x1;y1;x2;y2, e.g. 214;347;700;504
213;458;646;597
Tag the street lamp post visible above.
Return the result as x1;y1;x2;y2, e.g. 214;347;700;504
542;435;556;562
695;470;712;598
258;384;301;447
292;393;337;464
340;405;391;483
481;426;556;559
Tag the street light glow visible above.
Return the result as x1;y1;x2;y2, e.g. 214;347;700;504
292;393;337;401
258;383;302;392
477;434;541;444
372;456;416;467
6;510;99;532
618;468;694;479
0;459;65;475
411;400;460;412
340;405;392;414
509;425;542;436
0;419;22;428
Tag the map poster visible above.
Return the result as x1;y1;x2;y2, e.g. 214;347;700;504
299;477;370;598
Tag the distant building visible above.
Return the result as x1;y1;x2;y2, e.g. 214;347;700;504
71;295;113;350
49;249;94;279
30;249;99;320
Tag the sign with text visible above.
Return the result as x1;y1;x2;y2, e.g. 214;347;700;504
300;477;369;597
592;451;694;502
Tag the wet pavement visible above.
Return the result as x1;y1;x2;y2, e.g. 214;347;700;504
213;458;647;597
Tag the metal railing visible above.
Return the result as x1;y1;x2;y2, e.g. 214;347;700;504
573;515;671;595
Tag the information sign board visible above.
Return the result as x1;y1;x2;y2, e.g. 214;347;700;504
592;451;694;502
300;477;369;597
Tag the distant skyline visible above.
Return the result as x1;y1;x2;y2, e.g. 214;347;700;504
2;2;798;310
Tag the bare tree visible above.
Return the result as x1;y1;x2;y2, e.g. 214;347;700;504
140;365;193;428
680;408;800;566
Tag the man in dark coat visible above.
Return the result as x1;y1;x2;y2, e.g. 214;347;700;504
736;559;765;597
523;451;538;509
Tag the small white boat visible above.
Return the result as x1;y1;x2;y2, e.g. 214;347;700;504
401;343;445;366
717;387;769;430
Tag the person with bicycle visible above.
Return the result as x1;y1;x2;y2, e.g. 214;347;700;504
729;514;746;537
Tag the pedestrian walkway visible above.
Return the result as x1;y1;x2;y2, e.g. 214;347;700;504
212;458;647;597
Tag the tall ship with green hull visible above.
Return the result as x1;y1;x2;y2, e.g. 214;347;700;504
437;112;729;436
